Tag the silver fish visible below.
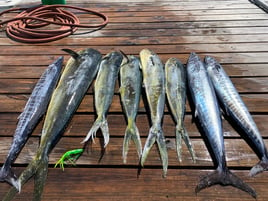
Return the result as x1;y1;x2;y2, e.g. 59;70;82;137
139;49;168;177
0;56;63;190
119;55;142;163
165;57;196;162
187;52;256;198
205;55;268;177
82;51;123;146
3;48;102;201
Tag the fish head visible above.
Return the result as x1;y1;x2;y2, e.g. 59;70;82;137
204;56;223;78
44;56;63;77
78;48;102;65
165;57;184;71
102;51;124;68
186;52;203;74
139;49;163;72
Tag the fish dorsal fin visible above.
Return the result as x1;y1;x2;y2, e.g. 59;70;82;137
62;49;80;60
119;50;129;65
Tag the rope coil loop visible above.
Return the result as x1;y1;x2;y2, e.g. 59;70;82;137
0;5;109;43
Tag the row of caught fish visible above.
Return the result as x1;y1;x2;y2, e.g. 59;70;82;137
0;48;267;200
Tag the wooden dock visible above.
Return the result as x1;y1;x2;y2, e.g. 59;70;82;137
0;0;268;200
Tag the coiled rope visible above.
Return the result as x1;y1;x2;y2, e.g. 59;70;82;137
0;5;108;43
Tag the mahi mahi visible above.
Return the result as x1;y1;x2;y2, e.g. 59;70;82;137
187;52;256;198
0;56;63;190
165;57;196;162
205;55;268;177
119;55;142;163
3;48;102;201
139;49;168;177
82;51;123;146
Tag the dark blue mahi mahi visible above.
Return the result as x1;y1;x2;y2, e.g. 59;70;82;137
205;56;268;177
0;56;63;191
187;52;256;198
3;48;102;201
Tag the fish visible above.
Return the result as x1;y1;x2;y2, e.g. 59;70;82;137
186;52;256;198
2;48;102;201
119;54;142;163
82;51;123;146
0;56;63;190
204;55;268;177
165;57;196;163
139;49;168;177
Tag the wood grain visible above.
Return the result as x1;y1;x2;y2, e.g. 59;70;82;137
0;0;268;200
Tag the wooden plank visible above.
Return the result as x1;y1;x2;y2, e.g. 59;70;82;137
0;93;267;113
1;34;268;46
1;114;267;138
2;43;268;55
0;0;267;200
0;168;266;201
1;53;268;66
0;136;267;167
1;77;267;93
0;64;267;78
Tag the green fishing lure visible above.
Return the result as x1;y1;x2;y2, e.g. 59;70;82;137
54;148;84;171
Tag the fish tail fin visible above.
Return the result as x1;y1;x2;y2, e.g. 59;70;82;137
175;125;196;163
82;116;110;147
123;118;142;164
195;167;257;198
249;156;268;177
2;156;49;201
0;165;20;191
33;159;49;201
140;126;168;177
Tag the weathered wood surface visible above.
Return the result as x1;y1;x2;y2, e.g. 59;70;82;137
0;0;268;200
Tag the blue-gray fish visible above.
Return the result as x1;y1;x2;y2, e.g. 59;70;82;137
3;48;102;201
187;52;256;198
165;57;196;162
82;51;123;146
0;56;63;191
119;55;142;163
205;55;268;177
139;49;168;177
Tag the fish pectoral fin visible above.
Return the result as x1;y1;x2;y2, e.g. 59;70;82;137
194;109;198;118
196;168;256;199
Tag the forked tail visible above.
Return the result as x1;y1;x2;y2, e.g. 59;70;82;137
140;126;168;177
123;119;142;163
82;116;110;147
0;165;20;191
249;156;268;177
2;156;49;201
195;167;256;198
175;124;196;163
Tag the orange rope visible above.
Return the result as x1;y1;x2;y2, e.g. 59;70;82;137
0;5;109;43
